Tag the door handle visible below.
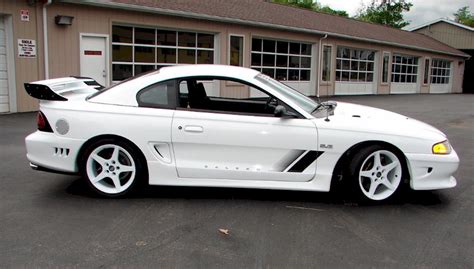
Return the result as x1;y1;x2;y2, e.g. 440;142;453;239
102;70;106;78
184;125;203;133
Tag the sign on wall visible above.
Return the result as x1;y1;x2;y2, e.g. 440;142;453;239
20;10;29;22
18;39;36;58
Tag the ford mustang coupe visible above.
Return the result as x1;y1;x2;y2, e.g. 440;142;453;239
24;65;459;202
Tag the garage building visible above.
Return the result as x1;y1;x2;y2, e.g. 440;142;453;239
409;18;474;93
0;0;469;113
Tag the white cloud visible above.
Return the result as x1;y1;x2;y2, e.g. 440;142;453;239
316;0;473;28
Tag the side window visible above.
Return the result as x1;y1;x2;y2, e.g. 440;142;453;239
178;77;299;117
137;80;177;108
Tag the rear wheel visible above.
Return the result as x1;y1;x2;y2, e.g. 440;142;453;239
348;145;404;202
80;139;144;197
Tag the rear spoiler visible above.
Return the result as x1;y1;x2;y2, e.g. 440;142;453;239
24;76;105;101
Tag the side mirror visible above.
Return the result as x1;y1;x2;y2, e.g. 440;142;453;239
274;105;298;118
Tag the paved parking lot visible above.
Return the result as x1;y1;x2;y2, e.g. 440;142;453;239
1;94;473;268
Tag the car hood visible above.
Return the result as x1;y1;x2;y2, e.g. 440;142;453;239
326;101;446;138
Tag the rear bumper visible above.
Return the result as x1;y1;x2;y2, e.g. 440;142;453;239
406;150;459;190
25;131;85;173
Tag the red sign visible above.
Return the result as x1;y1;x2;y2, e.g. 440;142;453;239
20;10;29;22
84;50;102;56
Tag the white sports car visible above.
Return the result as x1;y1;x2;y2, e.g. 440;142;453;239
25;65;459;202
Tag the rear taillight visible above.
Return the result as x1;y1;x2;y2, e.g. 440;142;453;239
37;111;53;132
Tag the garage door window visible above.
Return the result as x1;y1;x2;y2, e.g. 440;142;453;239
112;25;214;82
430;59;450;84
391;54;418;83
251;38;312;81
335;47;375;82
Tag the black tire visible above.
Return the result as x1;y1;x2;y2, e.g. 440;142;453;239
346;145;404;203
79;138;146;198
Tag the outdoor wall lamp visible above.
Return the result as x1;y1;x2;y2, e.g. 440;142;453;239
55;15;74;26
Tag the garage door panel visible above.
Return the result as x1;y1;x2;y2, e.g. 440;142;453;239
0;17;8;113
0;55;6;71
0;80;7;95
0;104;9;112
0;30;5;45
335;82;374;95
390;83;417;94
430;84;451;93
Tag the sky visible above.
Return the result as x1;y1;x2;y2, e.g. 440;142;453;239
317;0;473;29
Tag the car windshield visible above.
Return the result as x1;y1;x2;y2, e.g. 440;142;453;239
255;74;318;113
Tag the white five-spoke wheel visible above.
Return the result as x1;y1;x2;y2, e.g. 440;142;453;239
81;140;145;197
358;150;402;201
349;145;404;202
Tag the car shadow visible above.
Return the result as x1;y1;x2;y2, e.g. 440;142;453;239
64;177;449;207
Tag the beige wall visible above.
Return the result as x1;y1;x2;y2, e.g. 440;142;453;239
0;0;43;112
1;2;467;112
46;3;323;99
414;22;474;50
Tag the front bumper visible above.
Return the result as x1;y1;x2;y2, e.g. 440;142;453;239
25;131;85;173
406;150;459;190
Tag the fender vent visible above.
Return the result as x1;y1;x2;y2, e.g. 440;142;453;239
54;147;70;157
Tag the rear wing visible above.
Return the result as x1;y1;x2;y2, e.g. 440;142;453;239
24;76;104;101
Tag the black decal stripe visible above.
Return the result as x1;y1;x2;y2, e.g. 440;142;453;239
277;150;306;172
287;151;324;173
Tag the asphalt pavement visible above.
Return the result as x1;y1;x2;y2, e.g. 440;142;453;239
0;94;473;268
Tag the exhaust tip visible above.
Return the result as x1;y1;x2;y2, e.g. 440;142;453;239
29;162;39;170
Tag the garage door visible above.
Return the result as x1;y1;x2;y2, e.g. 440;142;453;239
390;54;419;94
0;16;9;113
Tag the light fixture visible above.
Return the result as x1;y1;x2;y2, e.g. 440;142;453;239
55;15;74;26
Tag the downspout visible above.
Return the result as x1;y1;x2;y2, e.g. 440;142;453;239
317;34;328;98
43;0;52;79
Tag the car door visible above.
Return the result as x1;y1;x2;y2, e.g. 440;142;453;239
171;77;319;182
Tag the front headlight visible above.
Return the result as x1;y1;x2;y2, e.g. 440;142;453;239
432;140;452;155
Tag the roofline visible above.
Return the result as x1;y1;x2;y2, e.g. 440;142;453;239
60;0;470;58
408;18;474;32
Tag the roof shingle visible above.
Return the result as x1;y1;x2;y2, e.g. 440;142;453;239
79;0;468;57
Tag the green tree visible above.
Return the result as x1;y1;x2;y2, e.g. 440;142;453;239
272;0;316;10
356;0;413;29
317;5;349;17
454;6;474;27
272;0;348;17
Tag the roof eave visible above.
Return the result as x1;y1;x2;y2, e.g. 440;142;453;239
408;18;474;33
60;0;470;58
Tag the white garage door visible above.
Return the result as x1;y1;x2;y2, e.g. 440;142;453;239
0;16;9;113
390;83;418;94
390;54;419;94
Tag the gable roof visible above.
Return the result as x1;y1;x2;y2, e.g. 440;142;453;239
408;18;474;32
62;0;469;58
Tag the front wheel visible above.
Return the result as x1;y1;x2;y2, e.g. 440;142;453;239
80;139;144;197
349;145;404;202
